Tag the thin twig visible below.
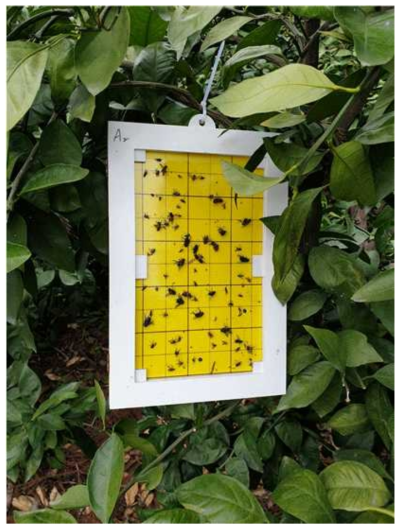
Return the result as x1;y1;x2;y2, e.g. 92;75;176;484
7;111;58;216
110;80;232;128
7;8;75;40
119;400;241;498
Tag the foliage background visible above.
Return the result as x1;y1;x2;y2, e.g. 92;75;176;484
7;4;394;524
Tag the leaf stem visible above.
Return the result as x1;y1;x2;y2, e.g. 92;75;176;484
7;8;75;40
119;400;241;498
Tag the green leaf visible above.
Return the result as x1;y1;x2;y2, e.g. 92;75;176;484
32;382;79;419
47;38;77;105
225;457;250;486
75;7;130;95
21;165;88;195
288;345;320;375
272;254;305;305
136;464;164;490
7;241;31;273
7;41;48;130
223;45;283;87
183;437;227;466
334;449;392;481
211;64;353;118
7;270;23;325
334;7;394;66
290;6;335;21
169;403;195;420
328;404;370;436
38;120;82;166
365;382;393;449
356;112;394;145
309;246;365;296
128;7;168;47
369;75;394;122
221;160;284;196
37;413;66;431
304;326;344;372
145;509;202;524
94;380;106;430
371;300;394;336
371;143;394;201
275;419;302;453
288;290;327;321
354;508;394;524
320;461;391;511
176;474;268;524
14;509;77;524
273;187;322;286
237;19;282;49
261;111;305;129
312;374;343;418
87;433;125;523
51;485;90;510
264;137;324;178
201;16;252;52
122;434;158;456
352;269;394;303
276;361;336;412
68;85;96;123
373;364;394;391
273;469;336;523
168;6;222;58
338;329;383;367
234;431;263;472
330;141;376;206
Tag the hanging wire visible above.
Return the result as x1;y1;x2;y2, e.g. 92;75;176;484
200;40;226;125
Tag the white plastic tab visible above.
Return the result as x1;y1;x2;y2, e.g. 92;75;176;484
252;255;264;277
135;255;148;279
253;362;264;373
134;149;146;162
135;369;147;382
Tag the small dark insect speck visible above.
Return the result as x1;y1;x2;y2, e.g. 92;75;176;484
239;255;250;263
173;190;181;196
161;164;168;175
235;361;242;367
198;357;203;362
208;331;214;338
218;227;227;236
193;310;205;319
176;296;184;307
183;233;191;247
143;170;148;177
182;291;192;298
167;288;176;296
147;248;156;256
155;169;160;176
203;235;210;244
175;258;186;268
220;326;232;336
144;213;150;219
143;311;153;328
150;341;157;349
163;311;168;318
169;335;182;344
168;366;175;372
211;241;219;252
208;290;216;297
175;349;181;356
241;218;251;226
235;338;243;344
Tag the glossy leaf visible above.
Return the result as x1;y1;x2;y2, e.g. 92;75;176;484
334;7;394;66
288;345;320;375
128;6;168;47
356;112;394;145
373;364;394;391
330;141;376;206
352;269;394;303
94;380;106;430
237;19;282;49
168;6;222;58
51;485;90;510
211;64;351;118
261;111;305;129
273;469;336;523
176;474;268;524
272;254;305;305
276;361;336;412
14;509;77;524
7;241;31;273
264;137;324;177
327;404;370;436
87;433;125;523
38;120;82;166
290;6;335;21
47;38;77;104
68;85;96;123
75;7;130;95
201;16;252;51
21;165;88;194
334;449;392;481
221;160;283;196
305;326;344;371
320;461;391;511
288;290;327;321
338;329;383;367
273;188;322;283
7;41;48;130
223;45;283;87
365;382;393;449
145;509;202;524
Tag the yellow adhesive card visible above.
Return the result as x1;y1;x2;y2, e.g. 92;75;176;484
135;151;263;379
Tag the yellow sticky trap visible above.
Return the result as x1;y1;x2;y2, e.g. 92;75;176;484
135;151;263;378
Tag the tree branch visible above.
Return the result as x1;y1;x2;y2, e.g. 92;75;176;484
335;66;382;144
7;8;75;40
110;80;232;128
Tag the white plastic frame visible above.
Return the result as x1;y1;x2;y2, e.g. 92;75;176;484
108;120;288;409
